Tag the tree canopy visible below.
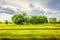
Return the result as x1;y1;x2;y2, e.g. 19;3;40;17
12;14;48;25
12;14;25;24
49;18;57;24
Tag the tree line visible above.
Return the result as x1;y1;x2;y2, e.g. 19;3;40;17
0;14;60;25
12;14;48;24
12;14;60;25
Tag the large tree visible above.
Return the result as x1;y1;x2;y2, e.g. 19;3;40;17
12;14;25;24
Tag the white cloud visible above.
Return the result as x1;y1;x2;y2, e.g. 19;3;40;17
0;0;60;21
3;0;49;11
0;13;13;22
3;0;30;11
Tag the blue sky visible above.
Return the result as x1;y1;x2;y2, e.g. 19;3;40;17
0;0;60;21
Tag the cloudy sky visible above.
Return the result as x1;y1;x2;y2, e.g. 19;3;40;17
0;0;60;21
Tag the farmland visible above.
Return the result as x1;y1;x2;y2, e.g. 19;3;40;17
0;24;60;39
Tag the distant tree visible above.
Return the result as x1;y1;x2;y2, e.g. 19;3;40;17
42;16;48;23
30;16;38;24
30;16;48;24
57;20;60;24
4;20;8;24
12;14;25;25
12;14;48;24
38;16;48;24
49;18;57;25
25;18;31;24
38;16;44;24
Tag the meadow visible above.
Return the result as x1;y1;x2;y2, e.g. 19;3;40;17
0;24;60;39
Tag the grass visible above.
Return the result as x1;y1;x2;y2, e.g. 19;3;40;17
0;24;60;39
0;24;60;29
0;30;60;38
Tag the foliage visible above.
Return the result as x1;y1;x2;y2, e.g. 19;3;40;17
49;18;57;24
25;18;31;24
57;20;60;24
12;14;25;24
11;13;49;25
30;16;38;24
30;16;48;24
12;14;48;24
38;16;48;24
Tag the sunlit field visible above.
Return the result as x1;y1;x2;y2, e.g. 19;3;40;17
0;24;60;39
0;24;60;29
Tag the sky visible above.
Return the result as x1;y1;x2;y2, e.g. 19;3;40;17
0;0;60;21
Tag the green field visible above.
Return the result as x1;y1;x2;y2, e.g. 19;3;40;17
0;24;60;39
0;24;60;29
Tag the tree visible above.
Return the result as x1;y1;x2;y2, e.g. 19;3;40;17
25;18;31;24
30;16;38;24
4;20;8;24
12;14;25;25
0;22;2;24
42;16;48;23
12;14;48;24
57;20;60;24
38;16;48;24
30;16;48;24
38;16;44;24
49;18;57;25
